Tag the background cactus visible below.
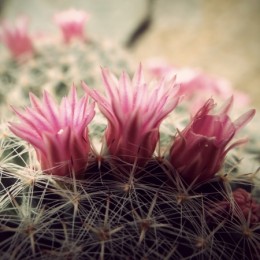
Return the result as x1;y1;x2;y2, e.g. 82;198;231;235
0;13;133;118
0;10;259;260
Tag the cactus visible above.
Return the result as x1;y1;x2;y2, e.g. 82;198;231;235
0;8;259;260
0;63;259;260
0;11;134;118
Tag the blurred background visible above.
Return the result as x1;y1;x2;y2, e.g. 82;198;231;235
1;0;260;108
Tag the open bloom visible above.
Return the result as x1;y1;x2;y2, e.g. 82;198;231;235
9;86;95;176
0;17;34;58
54;9;90;43
169;97;255;184
83;65;180;165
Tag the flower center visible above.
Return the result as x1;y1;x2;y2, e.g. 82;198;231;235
57;129;64;135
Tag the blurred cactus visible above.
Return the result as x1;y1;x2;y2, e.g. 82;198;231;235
0;14;133;118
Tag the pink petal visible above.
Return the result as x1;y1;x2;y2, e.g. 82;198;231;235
101;68;119;103
233;109;256;132
132;63;144;87
224;137;249;155
9;123;44;152
42;91;60;129
218;96;233;115
118;71;132;112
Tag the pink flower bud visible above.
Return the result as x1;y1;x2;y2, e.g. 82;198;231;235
54;9;90;43
232;188;260;224
9;86;95;176
214;189;260;225
169;98;255;184
83;65;180;165
0;17;34;59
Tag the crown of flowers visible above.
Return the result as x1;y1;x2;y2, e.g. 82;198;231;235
9;66;255;185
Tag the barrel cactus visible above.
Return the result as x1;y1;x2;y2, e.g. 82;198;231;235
0;62;259;260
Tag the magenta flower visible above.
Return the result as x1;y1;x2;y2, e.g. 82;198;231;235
9;86;95;176
173;68;250;113
0;17;34;58
83;65;180;165
169;98;255;184
146;59;251;113
54;9;90;43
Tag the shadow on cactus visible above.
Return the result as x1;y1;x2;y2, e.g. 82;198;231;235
0;65;259;259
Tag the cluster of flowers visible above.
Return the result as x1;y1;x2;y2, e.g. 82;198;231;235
9;64;259;223
9;65;255;184
2;9;258;225
0;9;89;58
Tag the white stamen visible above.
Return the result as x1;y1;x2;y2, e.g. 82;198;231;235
57;129;64;135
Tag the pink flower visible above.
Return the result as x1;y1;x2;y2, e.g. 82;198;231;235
145;58;173;78
169;97;255;184
0;17;34;58
83;65;180;165
9;86;95;176
54;9;90;43
174;68;250;113
146;59;251;113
